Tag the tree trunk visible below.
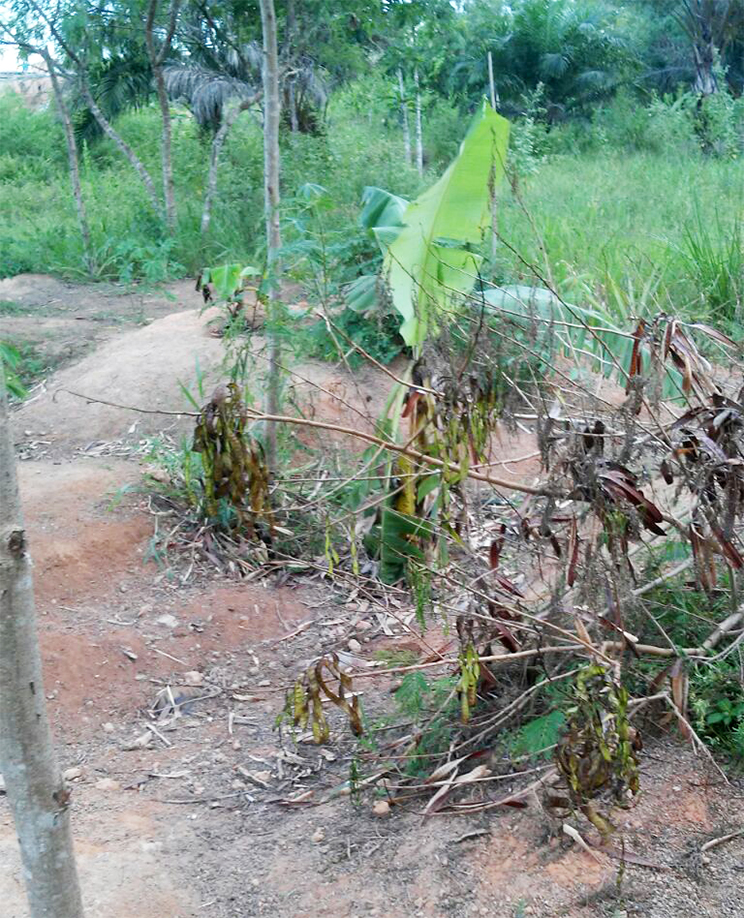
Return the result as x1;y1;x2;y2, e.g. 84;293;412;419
398;68;411;166
693;39;718;95
153;66;177;231
414;68;423;177
201;97;258;236
487;50;497;109
0;370;85;918
43;50;94;273
487;51;498;259
259;0;283;470
146;0;181;234
81;81;162;217
285;0;299;133
287;80;299;133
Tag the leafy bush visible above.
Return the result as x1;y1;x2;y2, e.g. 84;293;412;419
298;308;404;369
645;94;699;156
98;238;186;284
0;94;65;181
508;85;550;177
691;662;744;761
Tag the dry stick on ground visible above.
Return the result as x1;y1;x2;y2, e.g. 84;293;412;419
56;389;557;496
700;829;744;853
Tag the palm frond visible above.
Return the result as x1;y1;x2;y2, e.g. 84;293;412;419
164;64;258;129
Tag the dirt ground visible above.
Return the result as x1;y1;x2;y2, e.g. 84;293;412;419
3;275;744;918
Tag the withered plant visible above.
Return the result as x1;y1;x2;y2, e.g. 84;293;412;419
276;290;744;845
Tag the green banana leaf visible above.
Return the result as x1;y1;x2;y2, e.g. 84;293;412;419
379;508;435;585
200;263;260;302
481;284;684;395
384;100;509;348
1;341;26;399
359;186;409;247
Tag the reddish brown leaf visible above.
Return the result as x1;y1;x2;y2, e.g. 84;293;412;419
567;516;580;587
670;658;691;740
710;524;744;569
401;390;421;419
489;525;506;570
627;320;646;392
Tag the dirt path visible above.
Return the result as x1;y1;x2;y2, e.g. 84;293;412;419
3;276;744;917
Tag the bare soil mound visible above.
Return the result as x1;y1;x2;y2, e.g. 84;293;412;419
0;273;198;315
14;309;225;447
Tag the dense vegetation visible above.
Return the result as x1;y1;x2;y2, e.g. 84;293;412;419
7;0;744;838
3;0;744;334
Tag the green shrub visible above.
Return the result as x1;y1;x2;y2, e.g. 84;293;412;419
645;94;699;156
298;308;404;369
0;94;65;181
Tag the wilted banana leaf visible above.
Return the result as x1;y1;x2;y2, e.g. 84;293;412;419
384;99;509;347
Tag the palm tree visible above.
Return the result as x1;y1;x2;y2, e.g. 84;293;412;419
447;0;636;117
678;0;744;94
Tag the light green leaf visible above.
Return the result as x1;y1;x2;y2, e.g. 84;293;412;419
384;100;509;347
202;263;259;301
380;509;434;585
359;186;409;234
345;274;379;314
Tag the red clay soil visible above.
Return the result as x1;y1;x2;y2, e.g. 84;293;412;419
3;279;744;918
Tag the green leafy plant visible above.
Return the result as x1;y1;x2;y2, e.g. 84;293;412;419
691;660;744;760
352;100;509;348
299;307;404;369
1;342;27;399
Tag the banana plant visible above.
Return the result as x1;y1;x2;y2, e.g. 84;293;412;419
349;99;510;349
348;101;512;583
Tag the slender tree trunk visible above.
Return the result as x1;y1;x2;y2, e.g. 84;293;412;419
487;50;497;109
287;81;299;133
398;68;411;166
414;68;423;176
259;0;283;470
201;97;258;236
153;67;177;231
0;370;85;918
81;82;162;217
285;0;299;133
146;0;181;234
42;50;94;273
487;51;498;259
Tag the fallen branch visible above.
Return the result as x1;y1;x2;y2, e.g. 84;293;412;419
57;388;556;497
701;829;744;853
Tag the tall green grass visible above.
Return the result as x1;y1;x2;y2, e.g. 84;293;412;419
499;151;744;324
4;83;744;336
